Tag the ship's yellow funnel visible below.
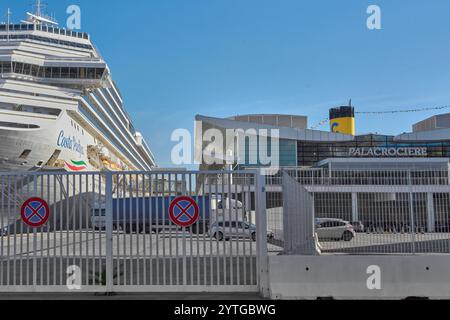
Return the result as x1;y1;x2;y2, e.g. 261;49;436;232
330;106;355;136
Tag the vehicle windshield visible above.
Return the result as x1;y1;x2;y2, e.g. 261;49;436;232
93;209;106;216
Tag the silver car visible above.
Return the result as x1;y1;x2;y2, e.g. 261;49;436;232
209;220;257;242
315;218;355;242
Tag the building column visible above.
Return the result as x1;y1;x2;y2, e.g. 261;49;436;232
351;192;359;222
427;193;436;233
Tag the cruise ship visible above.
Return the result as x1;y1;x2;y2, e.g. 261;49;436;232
0;4;157;174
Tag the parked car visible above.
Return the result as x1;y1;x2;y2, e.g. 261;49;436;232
315;218;355;241
209;220;257;242
351;221;365;233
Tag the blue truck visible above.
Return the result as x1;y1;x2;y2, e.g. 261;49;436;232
92;196;211;234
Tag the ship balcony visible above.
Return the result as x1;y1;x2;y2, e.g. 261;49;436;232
0;23;89;41
39;77;105;88
1;62;108;88
2;72;105;88
1;61;107;87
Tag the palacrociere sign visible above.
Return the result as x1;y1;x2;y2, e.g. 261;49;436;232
348;147;428;157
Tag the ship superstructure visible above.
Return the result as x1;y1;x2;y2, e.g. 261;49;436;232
0;3;157;173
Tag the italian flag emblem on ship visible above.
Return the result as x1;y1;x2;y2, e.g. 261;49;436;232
65;160;87;171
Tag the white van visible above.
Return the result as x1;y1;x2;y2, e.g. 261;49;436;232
210;197;248;225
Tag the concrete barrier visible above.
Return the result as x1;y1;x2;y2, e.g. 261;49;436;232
269;255;450;299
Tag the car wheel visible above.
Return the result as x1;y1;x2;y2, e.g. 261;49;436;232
215;232;224;241
251;232;256;242
342;231;354;242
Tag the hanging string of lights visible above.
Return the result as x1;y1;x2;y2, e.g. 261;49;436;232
310;118;330;130
356;105;450;115
310;105;450;129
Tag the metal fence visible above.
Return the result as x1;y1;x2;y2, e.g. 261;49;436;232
2;167;448;293
269;168;450;255
0;172;105;291
0;170;267;293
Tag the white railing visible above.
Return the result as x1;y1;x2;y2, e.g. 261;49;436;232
271;168;450;255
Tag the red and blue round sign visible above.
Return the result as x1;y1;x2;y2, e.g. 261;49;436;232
21;197;50;228
169;196;199;228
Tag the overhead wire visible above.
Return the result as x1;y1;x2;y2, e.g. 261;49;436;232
310;105;450;129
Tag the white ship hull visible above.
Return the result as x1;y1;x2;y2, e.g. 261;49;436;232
0;109;92;173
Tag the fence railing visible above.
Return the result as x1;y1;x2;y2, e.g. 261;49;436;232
267;168;450;186
270;169;450;255
0;170;267;292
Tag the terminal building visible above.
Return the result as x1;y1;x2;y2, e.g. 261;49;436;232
195;107;450;170
195;107;450;234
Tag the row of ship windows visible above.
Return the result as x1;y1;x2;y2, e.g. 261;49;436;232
0;121;39;129
0;87;76;103
0;62;105;80
0;102;61;116
0;34;93;49
0;24;89;40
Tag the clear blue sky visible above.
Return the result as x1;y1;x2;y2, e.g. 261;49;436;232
3;0;450;167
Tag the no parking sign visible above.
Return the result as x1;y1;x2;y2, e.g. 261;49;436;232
169;196;199;228
21;197;50;228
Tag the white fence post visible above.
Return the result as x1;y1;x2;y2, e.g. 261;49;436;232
256;169;269;298
408;170;416;254
427;193;435;233
351;192;359;223
105;172;114;293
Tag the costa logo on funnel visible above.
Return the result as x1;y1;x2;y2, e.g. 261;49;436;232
331;123;340;132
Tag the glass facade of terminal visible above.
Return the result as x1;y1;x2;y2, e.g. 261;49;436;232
228;133;450;169
297;134;450;166
241;137;297;167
